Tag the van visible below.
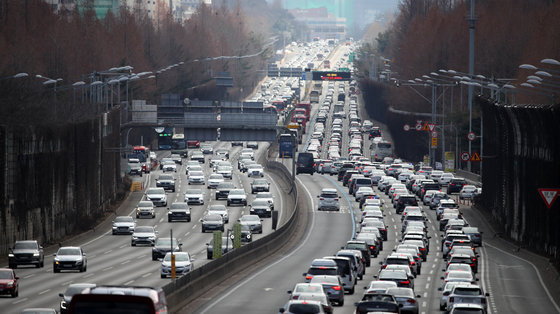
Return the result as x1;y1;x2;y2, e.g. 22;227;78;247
337;249;365;280
68;285;167;314
296;152;315;175
324;256;356;294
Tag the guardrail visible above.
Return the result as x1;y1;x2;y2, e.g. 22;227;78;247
162;157;299;311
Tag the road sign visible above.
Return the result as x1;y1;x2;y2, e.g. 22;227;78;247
415;123;422;131
460;152;471;161
403;124;410;131
428;123;436;131
431;137;437;148
538;188;560;209
417;120;422;125
467;132;476;141
422;122;429;131
431;131;438;138
470;151;481;161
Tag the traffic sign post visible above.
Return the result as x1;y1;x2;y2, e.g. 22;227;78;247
431;131;438;138
403;124;410;131
422;122;429;131
538;188;560;209
431;137;437;148
470;152;481;162
467;132;476;141
460;152;471;162
428;123;436;131
415;123;422;131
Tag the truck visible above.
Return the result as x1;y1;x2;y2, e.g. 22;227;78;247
310;90;320;103
278;134;294;158
292;114;307;134
296;102;311;121
287;122;303;144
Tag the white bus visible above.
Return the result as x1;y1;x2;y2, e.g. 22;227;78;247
372;141;393;162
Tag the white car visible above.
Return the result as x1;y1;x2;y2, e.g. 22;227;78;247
136;201;155;218
207;173;224;189
355;187;375;202
188;171;205;185
161;161;177;172
439;173;455;185
459;185;478;200
145;187;167;207
227;189;247;206
184;189;204;205
255;192;275;210
217;166;233;179
247;164;264;177
112;216;136;234
161;252;194;278
207;204;229;223
131;225;157;246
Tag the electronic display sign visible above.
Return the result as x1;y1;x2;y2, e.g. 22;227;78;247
311;71;352;81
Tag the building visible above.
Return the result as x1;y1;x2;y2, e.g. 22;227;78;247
288;7;346;40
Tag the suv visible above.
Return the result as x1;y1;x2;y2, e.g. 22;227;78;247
8;240;44;268
152;238;182;260
303;259;338;283
68;285;168;314
127;158;143;176
395;195;418;214
155;174;175;192
317;188;340;211
167;202;191;222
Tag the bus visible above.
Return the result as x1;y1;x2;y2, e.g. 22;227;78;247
272;100;286;113
310;91;320;103
324;60;330;69
131;146;151;173
278;134;294;158
287;122;302;144
372;141;393;162
171;134;186;150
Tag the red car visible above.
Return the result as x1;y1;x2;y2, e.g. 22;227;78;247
187;140;200;148
0;268;19;297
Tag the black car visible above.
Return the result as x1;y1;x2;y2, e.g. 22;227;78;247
296;152;315;175
215;182;235;200
152;238;182;260
368;127;382;139
396;195;418;214
345;240;371;267
8;240;44;268
207;237;234;259
447;178;467;194
167;202;191;222
420;183;441;198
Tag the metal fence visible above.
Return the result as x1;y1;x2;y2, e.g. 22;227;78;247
479;97;560;262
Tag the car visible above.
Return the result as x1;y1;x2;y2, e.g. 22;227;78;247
145;187;167;207
323;255;356;294
364;281;398;294
20;309;57;314
446;284;489;312
127;158;143;176
155;174;176;192
59;283;96;313
161;161;177;172
239;224;253;242
136;200;155;218
247;164;265;177
187;171;205;185
231;141;243;146
131;225;157;246
238;214;263;233
184;188;204;205
459;185;478;199
215;148;229;159
200;144;213;154
207;173;225;189
170;153;182;165
439;282;473;310
8;240;44;268
191;151;205;163
249;199;273;217
111;216;136;234
152;237;182;261
462;227;483;246
317;188;340;211
216;182;235;200
386;287;420;314
441;270;476;286
201;213;225;232
251;178;270;193
206;237;234;259
246;141;259;149
354;293;401;314
287;283;325;300
167;202;191;222
160;252;193;278
227;189;248;206
303;259;339;283
377;269;413;289
187;140;200;148
216;165;233;178
309;275;345;306
0;268;19;297
449;303;486;314
447;178;467;194
279;300;327;314
53;246;87;273
207;204;230;223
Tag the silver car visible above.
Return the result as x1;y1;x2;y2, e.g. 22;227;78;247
160;252;194;278
112;216;136;235
386;287;420;314
53;246;87;273
131;226;157;246
184;189;204;205
136;201;155;218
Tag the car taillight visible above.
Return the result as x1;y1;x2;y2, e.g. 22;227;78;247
449;297;455;302
305;275;313;280
420;248;426;251
407;298;417;304
471;263;475;267
382;264;387;269
292;295;299;299
334;198;339;201
410;261;415;265
332;286;342;291
320;197;324;200
370;245;375;250
399;280;410;285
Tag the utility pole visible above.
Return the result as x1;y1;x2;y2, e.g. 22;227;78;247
467;0;476;172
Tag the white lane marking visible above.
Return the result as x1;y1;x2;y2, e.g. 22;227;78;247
432;264;436;268
121;260;130;265
24;274;35;279
423;292;428;298
429;269;434;274
198;175;317;314
104;250;112;254
142;272;151;278
427;277;431;282
425;283;430;289
422;301;427;308
102;266;114;271
61;280;73;286
39;289;51;295
83;273;94;278
12;297;28;304
119;244;127;249
184;232;190;237
484;242;560;313
125;280;135;285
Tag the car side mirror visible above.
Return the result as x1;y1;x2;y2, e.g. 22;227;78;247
179;243;183;246
287;290;292;294
441;276;445;280
59;293;64;297
82;253;86;256
279;308;285;313
302;273;307;277
485;292;490;296
373;275;378;279
476;278;479;281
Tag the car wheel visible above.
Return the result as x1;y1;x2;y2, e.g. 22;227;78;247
339;299;344;306
54;268;60;273
11;289;17;298
207;252;212;259
188;182;191;185
221;227;225;232
440;304;446;311
36;262;41;268
202;227;206;233
349;286;355;294
161;274;166;279
8;263;15;269
227;201;230;206
152;254;157;261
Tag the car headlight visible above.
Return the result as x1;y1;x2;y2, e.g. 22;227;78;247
60;301;68;309
33;253;40;257
132;236;138;240
7;282;13;287
8;253;14;257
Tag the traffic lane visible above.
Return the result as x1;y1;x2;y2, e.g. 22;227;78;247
193;173;354;314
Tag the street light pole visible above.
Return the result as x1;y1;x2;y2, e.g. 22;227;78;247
467;0;476;172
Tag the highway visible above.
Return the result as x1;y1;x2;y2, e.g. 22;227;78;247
1;141;287;313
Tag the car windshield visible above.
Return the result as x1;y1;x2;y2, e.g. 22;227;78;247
256;193;272;199
0;270;13;279
186;189;202;195
209;174;223;179
135;227;154;233
190;171;204;176
114;216;134;223
252;200;270;206
288;303;321;313
229;190;245;195
241;216;259;222
156;238;177;246
58;248;81;255
158;175;174;180
451;309;484;314
146;189;163;195
294;284;324;294
454;287;483;295
253;179;268;185
164;253;190;262
170;203;189;210
65;285;94;297
208;205;226;211
138;201;153;207
205;214;222;221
